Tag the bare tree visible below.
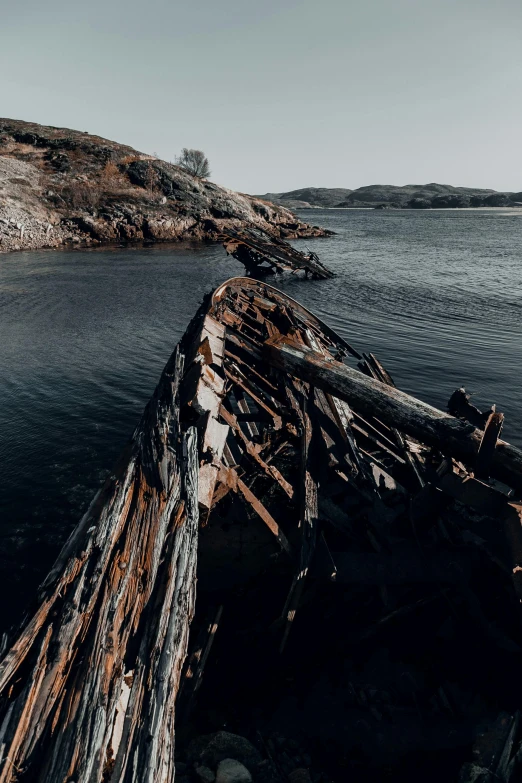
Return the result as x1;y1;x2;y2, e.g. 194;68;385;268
144;160;156;193
176;148;211;178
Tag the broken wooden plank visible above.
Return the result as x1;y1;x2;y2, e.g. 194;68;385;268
225;365;283;430
448;387;492;429
476;411;505;480
178;605;224;720
219;406;294;498
280;392;319;651
0;352;198;783
218;466;294;556
220;227;334;279
264;339;522;492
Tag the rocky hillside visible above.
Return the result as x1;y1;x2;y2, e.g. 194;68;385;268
0;119;327;253
336;183;514;209
260;183;522;209
257;187;353;209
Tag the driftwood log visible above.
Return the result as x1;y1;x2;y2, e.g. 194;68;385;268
265;339;522;493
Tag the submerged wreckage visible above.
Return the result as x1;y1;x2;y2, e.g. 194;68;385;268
219;227;334;279
1;275;522;783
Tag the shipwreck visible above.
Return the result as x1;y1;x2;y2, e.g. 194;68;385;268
0;274;522;783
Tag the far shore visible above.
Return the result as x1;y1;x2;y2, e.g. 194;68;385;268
296;206;522;212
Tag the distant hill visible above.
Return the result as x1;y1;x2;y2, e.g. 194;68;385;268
258;183;522;209
257;187;353;209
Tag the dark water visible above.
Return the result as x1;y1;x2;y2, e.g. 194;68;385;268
1;209;521;628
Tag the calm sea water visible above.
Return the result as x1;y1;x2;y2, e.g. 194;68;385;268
0;209;521;629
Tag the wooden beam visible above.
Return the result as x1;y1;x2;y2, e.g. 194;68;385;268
219;407;294;498
265;340;522;493
280;391;318;651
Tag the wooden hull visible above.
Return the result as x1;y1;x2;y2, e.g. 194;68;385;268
1;277;521;782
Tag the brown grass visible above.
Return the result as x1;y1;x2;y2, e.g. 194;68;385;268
60;180;100;209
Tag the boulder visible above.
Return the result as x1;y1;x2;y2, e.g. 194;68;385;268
195;764;216;782
187;731;262;771
215;759;252;783
288;770;313;783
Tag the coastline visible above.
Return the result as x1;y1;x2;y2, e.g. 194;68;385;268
0;118;330;255
296;205;522;211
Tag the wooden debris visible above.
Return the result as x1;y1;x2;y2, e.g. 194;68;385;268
1;275;522;782
265;338;522;492
280;391;319;651
220;226;334;279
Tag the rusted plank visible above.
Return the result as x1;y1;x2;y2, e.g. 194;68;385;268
224;346;284;401
218;466;293;556
236;474;293;556
0;351;198;783
219;406;294;498
220;227;334;279
225;365;283;430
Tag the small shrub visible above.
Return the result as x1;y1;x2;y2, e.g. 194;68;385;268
60;180;100;209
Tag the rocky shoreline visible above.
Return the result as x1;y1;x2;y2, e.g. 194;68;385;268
0;119;329;254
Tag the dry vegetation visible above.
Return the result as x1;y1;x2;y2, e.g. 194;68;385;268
0;117;327;252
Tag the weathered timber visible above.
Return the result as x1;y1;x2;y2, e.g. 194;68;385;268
265;340;522;492
2;275;522;783
448;386;493;428
220;227;334;279
476;411;505;480
458;712;520;783
0;351;197;783
219;406;294;498
280;391;319;650
359;351;425;488
178;604;223;721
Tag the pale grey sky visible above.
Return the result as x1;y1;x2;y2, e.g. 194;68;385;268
2;0;521;193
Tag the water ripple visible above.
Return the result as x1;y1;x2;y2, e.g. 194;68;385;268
0;213;521;629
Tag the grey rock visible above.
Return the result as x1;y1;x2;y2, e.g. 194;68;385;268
195;764;216;782
0;118;326;256
254;759;284;783
215;758;252;783
188;731;262;771
288;770;313;783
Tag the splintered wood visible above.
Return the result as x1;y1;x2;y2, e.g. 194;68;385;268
0;351;198;783
1;275;522;781
220;226;335;279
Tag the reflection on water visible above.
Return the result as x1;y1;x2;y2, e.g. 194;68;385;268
0;209;521;629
